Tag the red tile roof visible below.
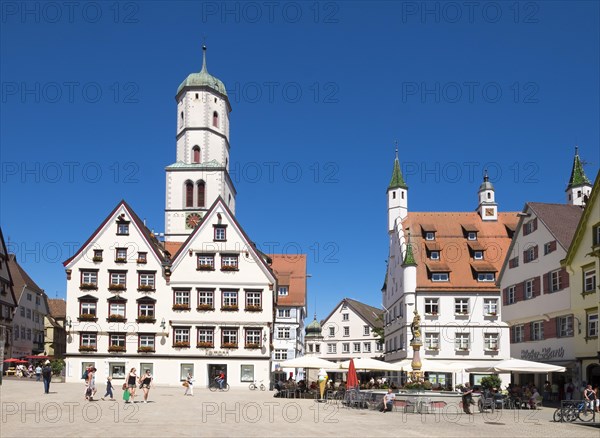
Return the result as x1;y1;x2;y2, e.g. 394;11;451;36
269;254;307;307
403;212;518;292
47;298;66;319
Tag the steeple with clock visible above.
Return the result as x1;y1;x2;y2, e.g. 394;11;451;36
477;170;498;221
164;46;237;242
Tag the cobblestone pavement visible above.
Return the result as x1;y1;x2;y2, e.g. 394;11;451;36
1;379;597;437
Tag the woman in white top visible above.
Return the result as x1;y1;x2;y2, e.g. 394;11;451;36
184;373;194;396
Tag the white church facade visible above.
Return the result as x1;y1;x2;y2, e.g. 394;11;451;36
63;47;280;387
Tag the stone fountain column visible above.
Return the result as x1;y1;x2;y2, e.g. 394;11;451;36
409;310;423;382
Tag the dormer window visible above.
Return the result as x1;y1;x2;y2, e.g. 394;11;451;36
430;251;440;260
474;251;483;260
477;272;495;282
425;232;435;241
431;273;449;282
467;232;477;241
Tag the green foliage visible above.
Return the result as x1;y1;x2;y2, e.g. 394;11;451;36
479;375;502;389
50;359;65;376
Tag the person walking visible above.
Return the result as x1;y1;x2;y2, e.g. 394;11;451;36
127;368;138;403
139;370;153;403
86;367;97;400
42;360;52;394
184;373;194;396
35;364;42;382
583;384;596;411
101;376;114;401
461;382;474;414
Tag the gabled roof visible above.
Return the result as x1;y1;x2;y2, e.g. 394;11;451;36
269;254;307;307
47;298;66;319
528;203;583;249
63;199;166;267
401;212;518;292
170;197;276;282
322;298;383;329
7;254;45;301
563;170;600;266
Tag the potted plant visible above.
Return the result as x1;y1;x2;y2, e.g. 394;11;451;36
78;313;97;321
197;264;214;271
196;341;214;348
138;346;155;353
221;342;238;349
115;257;127;263
245;343;260;349
138;285;155;292
108;283;126;291
92;256;103;262
221;265;238;271
108;345;126;352
79;345;96;352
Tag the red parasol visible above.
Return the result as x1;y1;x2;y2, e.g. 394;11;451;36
3;358;22;363
346;358;359;389
25;355;50;360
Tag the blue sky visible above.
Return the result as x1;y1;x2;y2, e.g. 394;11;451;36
1;1;598;321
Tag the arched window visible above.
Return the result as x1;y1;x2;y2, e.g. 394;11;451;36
213;111;219;128
197;181;205;208
185;181;194;207
192;146;200;164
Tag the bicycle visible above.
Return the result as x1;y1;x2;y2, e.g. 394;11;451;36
209;379;230;392
249;380;266;391
554;401;594;422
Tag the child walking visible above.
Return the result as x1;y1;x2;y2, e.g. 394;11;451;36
102;376;114;400
122;383;131;404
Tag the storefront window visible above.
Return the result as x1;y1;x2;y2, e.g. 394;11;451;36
241;364;254;382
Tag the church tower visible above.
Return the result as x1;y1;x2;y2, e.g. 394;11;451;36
477;170;498;221
387;147;408;233
165;46;237;242
566;146;592;207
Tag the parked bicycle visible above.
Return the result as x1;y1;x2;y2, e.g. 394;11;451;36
209;380;230;392
249;380;266;391
554;400;594;422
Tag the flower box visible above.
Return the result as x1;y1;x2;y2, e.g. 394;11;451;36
221;343;238;349
137;346;155;353
78;314;97;321
221;305;239;311
172;303;191;311
245;343;261;349
108;345;126;353
136;315;156;323
137;258;147;264
80;283;98;290
92;256;103;262
426;312;438;316
196;342;214;348
457;347;469;351
245;305;262;312
221;265;238;272
115;257;127;263
197;264;215;271
487;312;497;316
107;314;126;322
108;284;126;291
427;347;439;351
196;304;214;311
79;345;96;352
173;341;190;348
137;285;155;292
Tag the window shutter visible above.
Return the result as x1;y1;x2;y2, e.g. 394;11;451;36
503;288;509;305
516;282;524;301
533;245;538;260
533;218;538;231
533;276;541;297
560;267;569;289
523;250;528;263
543;273;550;294
545;318;557;338
550;240;557;252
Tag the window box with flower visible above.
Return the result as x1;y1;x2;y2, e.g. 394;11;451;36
107;314;126;322
221;265;238;272
427;346;439;351
80;283;98;290
196;342;214;348
115;257;127;263
78;314;97;322
138;285;155;292
457;347;470;351
137;346;155;353
245;343;261;349
92;256;103;262
196;304;214;311
172;303;191;311
245;305;262;312
136;315;156;324
173;341;190;348
108;284;126;291
197;264;215;271
221;305;239;312
79;345;96;352
486;311;497;317
221;342;238;349
108;345;126;353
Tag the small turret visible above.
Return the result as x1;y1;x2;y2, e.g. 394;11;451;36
387;144;408;233
477;170;498;221
566;146;592;207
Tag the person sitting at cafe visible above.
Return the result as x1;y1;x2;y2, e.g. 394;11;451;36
380;388;396;413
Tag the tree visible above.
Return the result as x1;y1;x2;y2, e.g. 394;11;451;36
479;375;502;390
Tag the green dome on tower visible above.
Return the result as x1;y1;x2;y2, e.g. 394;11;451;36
177;46;228;97
305;316;322;337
